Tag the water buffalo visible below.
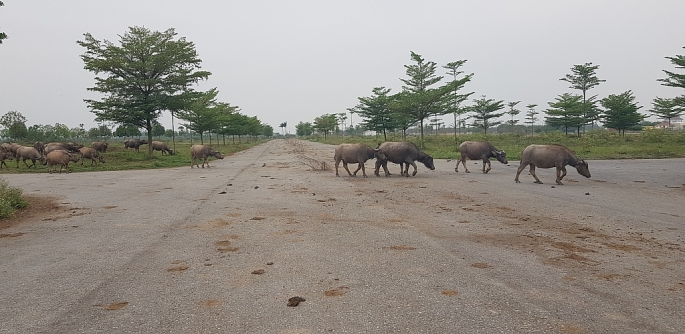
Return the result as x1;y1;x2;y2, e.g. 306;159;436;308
44;142;83;155
46;150;80;174
79;147;105;166
124;139;148;152
15;146;46;169
33;141;45;156
374;141;435;177
190;144;223;168
92;141;109;153
515;144;591;185
455;141;507;173
151;141;173;155
0;150;14;169
334;143;385;178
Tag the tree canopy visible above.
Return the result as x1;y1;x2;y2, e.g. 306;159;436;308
650;97;684;128
78;26;211;156
560;62;605;132
600;91;644;136
349;87;395;140
313;114;337;139
0;111;28;139
545;93;585;135
468;96;505;135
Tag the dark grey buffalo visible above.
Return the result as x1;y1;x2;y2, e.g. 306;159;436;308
151;141;173;155
124;139;148;152
374;141;435;177
334;143;385;178
455;141;507;173
190;144;223;168
515;144;591;185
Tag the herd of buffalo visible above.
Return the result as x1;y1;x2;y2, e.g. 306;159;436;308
334;141;591;185
1;139;591;184
0;139;225;173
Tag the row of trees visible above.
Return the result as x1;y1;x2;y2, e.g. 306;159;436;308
300;49;684;139
77;26;272;156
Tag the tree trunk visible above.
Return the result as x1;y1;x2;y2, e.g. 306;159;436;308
146;119;153;158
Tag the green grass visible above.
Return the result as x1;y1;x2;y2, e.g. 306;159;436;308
1;139;268;174
0;177;28;218
309;129;685;161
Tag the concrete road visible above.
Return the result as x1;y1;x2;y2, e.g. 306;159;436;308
1;139;684;333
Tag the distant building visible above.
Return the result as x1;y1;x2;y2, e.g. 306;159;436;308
655;116;684;130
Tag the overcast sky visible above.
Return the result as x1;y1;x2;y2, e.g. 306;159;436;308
1;0;685;133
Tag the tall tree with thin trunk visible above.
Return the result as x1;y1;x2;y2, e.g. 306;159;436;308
400;52;456;140
650;97;683;128
468;96;505;135
560;62;605;132
658;46;685;115
78;26;211;157
443;60;473;138
506;101;521;133
525;104;539;135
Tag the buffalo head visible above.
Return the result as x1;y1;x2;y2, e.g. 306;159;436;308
421;155;435;170
575;160;591;178
492;150;507;164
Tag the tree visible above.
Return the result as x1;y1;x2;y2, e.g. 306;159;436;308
279;122;287;135
600;91;644;136
525;104;539;135
337;113;347;136
152;123;166;137
443;60;474;137
349;87;395;141
261;123;274;137
545;93;585;135
313;114;337;139
114;124;141;137
399;52;457;140
0;1;7;44
295;121;314;136
658;46;685;113
0;111;28;140
506;101;521;132
650;97;684;128
468;96;505;135
560;62;605;131
78;26;211;157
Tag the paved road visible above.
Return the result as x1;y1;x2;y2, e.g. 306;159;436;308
1;139;684;333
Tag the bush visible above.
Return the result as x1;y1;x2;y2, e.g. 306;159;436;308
0;178;28;219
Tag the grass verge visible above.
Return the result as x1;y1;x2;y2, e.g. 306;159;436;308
309;130;685;161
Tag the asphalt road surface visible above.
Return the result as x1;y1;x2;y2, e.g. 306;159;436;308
1;139;684;333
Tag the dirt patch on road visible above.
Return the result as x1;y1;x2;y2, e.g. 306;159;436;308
0;195;69;231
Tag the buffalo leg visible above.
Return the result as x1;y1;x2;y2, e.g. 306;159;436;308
343;160;359;176
483;159;492;173
355;162;368;178
556;166;567;185
529;165;543;184
409;162;418;177
515;163;526;183
335;159;341;176
463;158;470;173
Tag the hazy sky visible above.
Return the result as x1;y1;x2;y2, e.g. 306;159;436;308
1;0;685;133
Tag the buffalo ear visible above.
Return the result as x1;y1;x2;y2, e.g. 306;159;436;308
491;150;498;156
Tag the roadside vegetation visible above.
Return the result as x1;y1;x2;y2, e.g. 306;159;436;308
0;177;27;218
0;139;266;174
310;129;685;161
